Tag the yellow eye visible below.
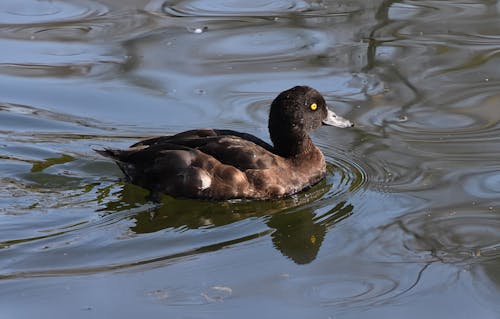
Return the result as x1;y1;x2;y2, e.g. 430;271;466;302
310;103;318;111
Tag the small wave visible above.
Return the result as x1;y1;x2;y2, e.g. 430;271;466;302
0;0;108;25
0;38;130;78
1;10;155;42
160;0;359;18
289;260;422;308
454;167;500;200
366;207;500;265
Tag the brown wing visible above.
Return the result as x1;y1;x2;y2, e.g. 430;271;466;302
129;129;277;170
96;129;283;198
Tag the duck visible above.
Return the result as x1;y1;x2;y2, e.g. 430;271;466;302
96;86;353;200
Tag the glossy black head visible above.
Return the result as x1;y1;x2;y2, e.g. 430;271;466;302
268;86;352;157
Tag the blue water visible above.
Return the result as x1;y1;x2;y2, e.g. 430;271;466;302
1;0;500;318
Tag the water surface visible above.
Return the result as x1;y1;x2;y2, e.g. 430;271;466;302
1;0;500;318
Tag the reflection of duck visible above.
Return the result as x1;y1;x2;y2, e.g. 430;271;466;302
97;182;353;265
97;86;353;200
268;203;353;264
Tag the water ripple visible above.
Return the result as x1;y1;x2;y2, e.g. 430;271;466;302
388;1;487;22
288;261;424;308
403;209;500;263
0;102;111;133
198;28;328;63
1;10;156;42
301;274;398;307
455;167;500;200
357;88;500;162
161;0;359;17
0;0;108;25
314;140;367;199
366;207;500;265
0;38;129;78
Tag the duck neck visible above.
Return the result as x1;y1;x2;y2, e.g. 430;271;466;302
271;133;315;158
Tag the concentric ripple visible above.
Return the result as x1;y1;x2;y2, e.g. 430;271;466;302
304;275;397;307
161;0;360;17
0;102;111;134
366;207;500;264
0;0;108;25
324;155;367;198
357;92;500;163
387;1;487;23
0;38;129;78
1;10;155;42
457;167;500;200
287;261;424;308
198;28;328;62
163;0;310;17
403;209;500;263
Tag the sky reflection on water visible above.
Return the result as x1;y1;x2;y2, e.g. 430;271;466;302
1;0;500;318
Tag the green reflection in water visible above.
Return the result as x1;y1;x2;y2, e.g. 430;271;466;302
268;202;353;264
96;176;354;264
31;154;74;172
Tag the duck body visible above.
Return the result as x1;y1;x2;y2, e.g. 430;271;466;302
97;86;353;200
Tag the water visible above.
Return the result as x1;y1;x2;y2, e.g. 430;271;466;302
1;0;500;318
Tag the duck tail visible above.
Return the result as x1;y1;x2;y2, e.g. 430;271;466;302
95;148;136;181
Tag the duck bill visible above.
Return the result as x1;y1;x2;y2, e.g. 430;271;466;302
322;108;354;128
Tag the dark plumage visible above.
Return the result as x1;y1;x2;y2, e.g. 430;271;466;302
96;86;353;200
